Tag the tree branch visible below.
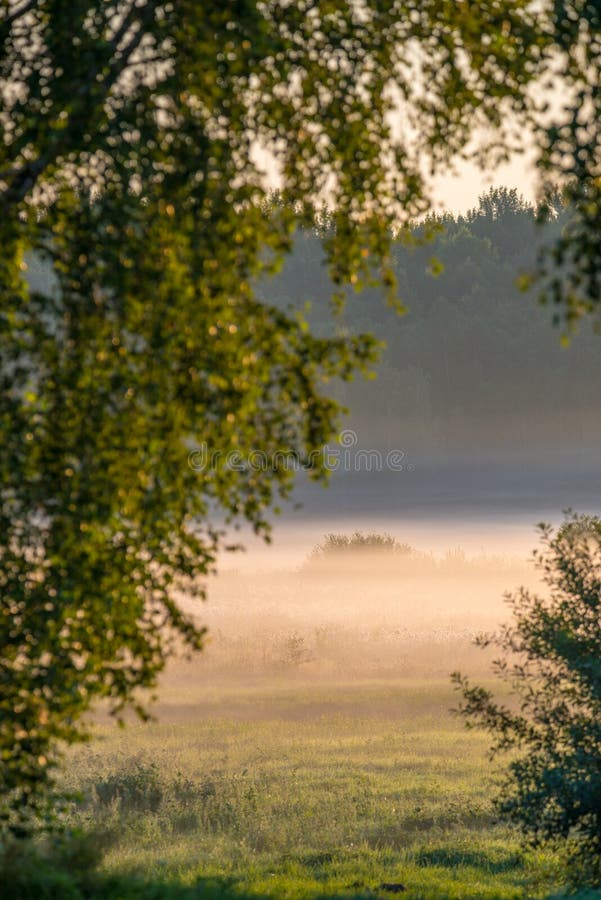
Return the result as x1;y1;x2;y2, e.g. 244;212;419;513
0;0;159;212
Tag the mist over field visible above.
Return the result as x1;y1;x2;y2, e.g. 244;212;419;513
149;523;537;711
162;190;601;698
181;518;574;706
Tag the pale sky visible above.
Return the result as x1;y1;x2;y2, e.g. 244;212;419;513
430;152;538;214
254;141;539;218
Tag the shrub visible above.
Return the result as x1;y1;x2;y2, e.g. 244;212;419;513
453;512;601;885
0;830;103;900
307;531;413;563
93;762;163;813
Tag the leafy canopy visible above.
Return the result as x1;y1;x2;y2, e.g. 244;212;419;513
0;0;599;829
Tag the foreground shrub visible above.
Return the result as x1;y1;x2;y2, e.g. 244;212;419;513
0;830;103;899
0;829;254;898
454;512;601;886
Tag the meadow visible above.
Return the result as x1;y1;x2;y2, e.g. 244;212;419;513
3;545;598;899
7;676;573;900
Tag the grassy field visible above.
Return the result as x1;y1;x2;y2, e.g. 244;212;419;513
3;548;596;899
7;674;583;900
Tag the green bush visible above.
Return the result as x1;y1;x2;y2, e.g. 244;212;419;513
0;830;102;900
454;512;601;886
93;762;164;814
0;831;259;899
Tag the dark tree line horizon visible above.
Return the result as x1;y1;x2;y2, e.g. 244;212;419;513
256;187;601;465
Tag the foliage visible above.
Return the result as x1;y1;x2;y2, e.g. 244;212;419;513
453;513;601;885
535;4;601;324
0;829;105;900
0;0;600;831
92;761;164;814
0;832;267;899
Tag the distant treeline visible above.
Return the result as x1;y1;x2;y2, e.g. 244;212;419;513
259;187;600;464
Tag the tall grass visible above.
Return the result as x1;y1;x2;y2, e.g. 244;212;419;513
20;679;570;899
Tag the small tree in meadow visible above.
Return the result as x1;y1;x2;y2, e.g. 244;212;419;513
453;512;601;884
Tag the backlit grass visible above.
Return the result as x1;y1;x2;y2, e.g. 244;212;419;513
42;677;573;899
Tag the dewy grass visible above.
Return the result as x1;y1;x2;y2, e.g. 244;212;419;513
35;678;571;899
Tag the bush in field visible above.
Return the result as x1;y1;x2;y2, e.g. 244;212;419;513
83;760;268;843
308;531;414;563
93;761;163;814
453;512;601;885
